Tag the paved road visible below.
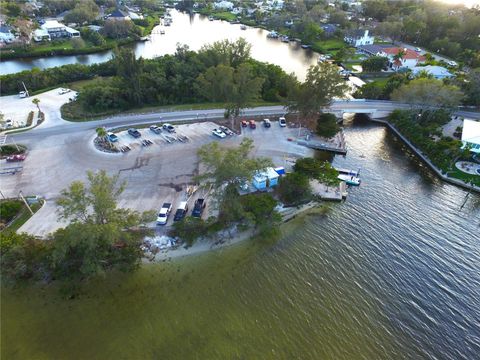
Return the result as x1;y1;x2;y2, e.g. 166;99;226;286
4;99;480;144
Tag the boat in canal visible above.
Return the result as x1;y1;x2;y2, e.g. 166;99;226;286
240;24;247;30
338;174;361;186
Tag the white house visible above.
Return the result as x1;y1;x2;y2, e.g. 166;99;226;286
40;20;80;39
461;119;480;154
214;1;234;11
0;25;15;43
33;28;50;42
344;29;374;47
379;47;426;70
411;65;453;79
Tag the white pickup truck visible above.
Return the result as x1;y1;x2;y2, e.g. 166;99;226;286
156;203;172;225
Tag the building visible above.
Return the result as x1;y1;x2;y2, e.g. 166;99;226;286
0;25;15;43
253;168;279;190
33;28;51;42
411;65;453;79
461;119;480;154
380;47;426;70
40;20;80;39
106;9;131;21
321;24;338;37
214;1;234;10
344;29;374;47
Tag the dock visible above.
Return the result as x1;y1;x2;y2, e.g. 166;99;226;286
310;179;347;201
297;139;347;154
296;130;347;155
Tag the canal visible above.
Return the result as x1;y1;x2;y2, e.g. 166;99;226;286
2;120;479;359
0;10;318;79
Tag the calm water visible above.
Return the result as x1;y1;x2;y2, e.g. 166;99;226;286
0;10;318;79
2;121;479;359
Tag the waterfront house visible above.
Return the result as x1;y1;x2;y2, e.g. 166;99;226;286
321;24;338;37
214;1;234;11
40;20;80;39
461;119;480;154
0;25;15;43
106;9;131;21
344;29;374;47
33;28;51;42
380;47;426;70
411;65;453;79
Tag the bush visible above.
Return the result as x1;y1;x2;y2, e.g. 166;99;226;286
0;144;26;156
0;200;23;223
316;113;339;138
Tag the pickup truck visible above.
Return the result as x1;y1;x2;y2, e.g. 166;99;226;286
156;202;172;225
192;198;206;218
128;128;141;138
149;125;161;134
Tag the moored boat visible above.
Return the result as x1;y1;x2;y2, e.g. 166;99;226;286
338;174;361;186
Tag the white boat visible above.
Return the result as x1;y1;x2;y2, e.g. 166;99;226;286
280;35;289;42
338;174;361;186
159;29;165;34
240;24;247;30
267;30;279;39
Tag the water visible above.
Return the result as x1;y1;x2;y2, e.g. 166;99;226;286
2;121;479;359
0;10;318;79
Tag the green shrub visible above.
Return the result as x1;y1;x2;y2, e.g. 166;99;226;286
0;200;23;223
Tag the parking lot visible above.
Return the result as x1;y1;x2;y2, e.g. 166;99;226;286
1;117;312;236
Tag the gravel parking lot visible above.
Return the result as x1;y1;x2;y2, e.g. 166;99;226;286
1;118;311;236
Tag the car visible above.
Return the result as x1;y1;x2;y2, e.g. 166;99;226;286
5;119;13;128
128;128;141;138
212;128;227;138
219;126;234;136
149;125;161;134
447;60;457;67
156;202;172;225
6;154;26;162
173;201;189;221
107;133;118;142
249;120;256;129
263;119;271;128
415;47;422;52
18;91;27;98
279;117;287;127
58;88;71;95
162;123;175;133
192;198;206;218
241;120;248;128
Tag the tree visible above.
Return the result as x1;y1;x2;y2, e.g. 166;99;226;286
294;157;339;187
113;47;144;105
240;193;281;236
32;98;41;112
71;37;86;49
276;172;312;206
64;0;99;24
197;138;272;190
361;56;388;72
102;19;134;39
198;38;252;68
169;217;209;247
287;63;349;118
333;47;355;63
316;113;340;138
391;78;463;110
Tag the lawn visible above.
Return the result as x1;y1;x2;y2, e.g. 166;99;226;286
212;11;237;21
67;76;113;91
0;199;43;233
447;168;480;187
312;38;346;53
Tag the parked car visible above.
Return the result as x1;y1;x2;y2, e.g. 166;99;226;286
162;123;175;133
212;128;227;138
219;126;234;136
156;202;172;225
415;47;422;52
249;120;256;129
128;128;141;138
192;198;206;218
263;119;271;128
58;88;71;95
6;154;26;162
18;91;27;98
5;119;13;128
150;125;161;134
173;201;189;221
279;117;287;127
107;133;118;142
241;120;248;127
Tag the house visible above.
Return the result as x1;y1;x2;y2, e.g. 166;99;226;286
357;44;392;56
380;47;426;70
411;65;453;79
33;28;51;42
344;29;374;47
253;168;279;190
40;20;80;39
128;11;143;20
87;25;103;32
0;25;15;43
106;9;131;21
321;24;338;37
214;1;234;11
461;119;480;154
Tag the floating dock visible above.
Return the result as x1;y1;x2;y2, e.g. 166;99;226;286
297;139;347;155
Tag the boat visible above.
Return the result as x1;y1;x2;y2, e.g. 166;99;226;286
159;29;165;34
338;174;361;186
240;24;247;30
267;30;279;39
208;16;214;21
301;44;312;49
280;35;289;42
336;168;360;177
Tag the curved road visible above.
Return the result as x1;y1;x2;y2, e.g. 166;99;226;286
6;99;480;143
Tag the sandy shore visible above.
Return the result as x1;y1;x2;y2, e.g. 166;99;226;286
143;202;324;262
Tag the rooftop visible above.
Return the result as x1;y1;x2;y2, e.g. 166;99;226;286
462;119;480;145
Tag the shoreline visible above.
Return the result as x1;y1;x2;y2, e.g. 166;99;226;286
143;202;322;263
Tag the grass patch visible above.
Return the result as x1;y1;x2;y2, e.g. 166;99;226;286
67;76;113;91
447;168;480;186
312;39;345;53
61;101;281;122
0;199;43;232
212;12;237;21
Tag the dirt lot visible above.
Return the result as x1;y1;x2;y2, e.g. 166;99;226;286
0;119;311;236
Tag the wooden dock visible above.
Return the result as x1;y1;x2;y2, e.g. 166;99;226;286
297;139;347;154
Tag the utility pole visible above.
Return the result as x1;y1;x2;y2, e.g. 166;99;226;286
22;81;29;97
18;191;34;216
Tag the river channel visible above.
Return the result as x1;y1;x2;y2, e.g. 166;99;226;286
1;10;319;79
2;118;479;359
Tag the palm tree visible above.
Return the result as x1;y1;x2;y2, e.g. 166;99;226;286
32;98;41;112
392;49;406;69
96;127;108;143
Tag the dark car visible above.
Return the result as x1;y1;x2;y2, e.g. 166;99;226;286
263;119;271;128
128;128;141;138
173;201;188;221
249;120;256;129
192;198;206;218
241;120;248;128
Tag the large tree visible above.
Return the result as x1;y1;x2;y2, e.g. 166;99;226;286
287;63;349;118
391;78;463;110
